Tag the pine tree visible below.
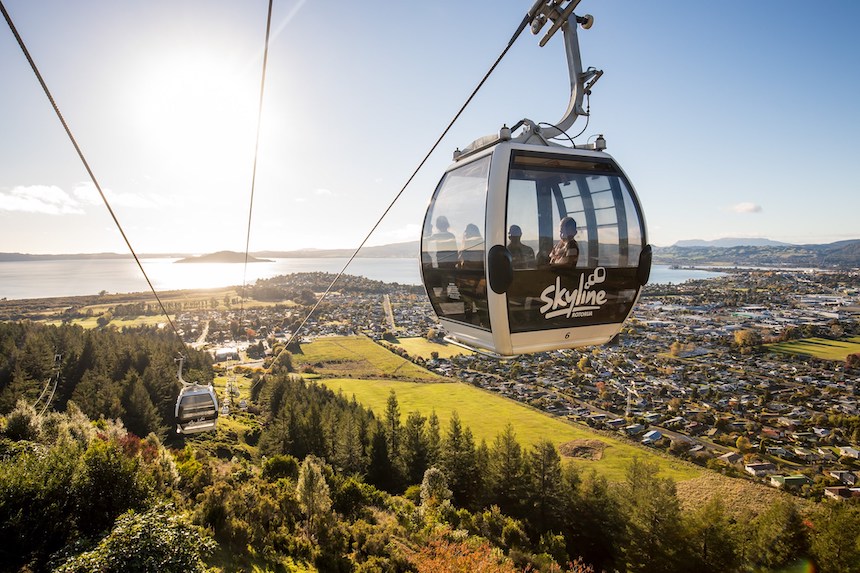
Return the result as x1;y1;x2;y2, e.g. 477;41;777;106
682;496;741;573
333;411;365;475
749;498;809;571
121;372;162;438
402;411;430;485
487;423;527;518
427;409;442;465
526;438;564;534
620;458;687;573
441;412;481;509
296;456;332;536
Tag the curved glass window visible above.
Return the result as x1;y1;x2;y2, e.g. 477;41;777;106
505;151;644;333
421;156;490;330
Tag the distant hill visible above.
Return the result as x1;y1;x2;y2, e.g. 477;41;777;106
0;252;182;261
3;238;857;268
255;241;419;259
672;238;790;248
175;251;272;264
654;239;860;268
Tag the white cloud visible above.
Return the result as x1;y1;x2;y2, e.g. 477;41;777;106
72;182;162;209
0;185;84;215
314;188;334;196
731;202;763;213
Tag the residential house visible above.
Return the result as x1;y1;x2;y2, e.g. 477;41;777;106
838;446;860;459
642;430;662;445
625;424;645;436
719;452;743;465
745;462;777;477
793;447;817;462
770;475;812;490
824;487;860;502
829;470;858;486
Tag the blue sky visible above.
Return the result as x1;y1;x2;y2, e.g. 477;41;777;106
1;0;859;254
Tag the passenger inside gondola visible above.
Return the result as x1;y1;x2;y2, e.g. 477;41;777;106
456;223;489;327
432;215;459;268
507;224;536;269
458;223;483;269
548;216;580;268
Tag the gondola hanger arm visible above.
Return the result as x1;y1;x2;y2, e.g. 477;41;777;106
176;355;190;387
521;0;602;141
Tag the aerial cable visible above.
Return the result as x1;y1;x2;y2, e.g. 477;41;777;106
240;0;275;316
32;353;61;418
257;5;538;382
1;1;188;354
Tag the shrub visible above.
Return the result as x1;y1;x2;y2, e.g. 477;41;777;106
55;504;215;573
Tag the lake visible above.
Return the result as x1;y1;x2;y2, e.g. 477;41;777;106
0;258;724;300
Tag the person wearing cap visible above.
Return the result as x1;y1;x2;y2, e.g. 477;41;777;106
507;224;536;269
549;216;579;268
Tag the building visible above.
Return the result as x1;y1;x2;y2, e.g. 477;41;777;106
642;430;662;445
745;462;777;477
770;474;812;489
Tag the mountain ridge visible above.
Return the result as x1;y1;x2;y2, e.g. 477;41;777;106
672;237;790;248
2;238;859;267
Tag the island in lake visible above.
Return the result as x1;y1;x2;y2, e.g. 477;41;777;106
175;251;273;264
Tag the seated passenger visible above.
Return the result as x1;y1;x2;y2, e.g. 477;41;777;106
549;216;580;268
458;223;483;269
507;225;535;269
432;215;459;268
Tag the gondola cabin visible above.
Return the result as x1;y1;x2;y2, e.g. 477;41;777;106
175;384;219;434
421;130;651;357
174;356;219;434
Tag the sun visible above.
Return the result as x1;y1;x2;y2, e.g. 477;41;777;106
126;49;260;170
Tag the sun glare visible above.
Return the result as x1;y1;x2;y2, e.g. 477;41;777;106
128;51;259;168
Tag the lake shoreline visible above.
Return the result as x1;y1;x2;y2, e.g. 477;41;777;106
0;258;725;301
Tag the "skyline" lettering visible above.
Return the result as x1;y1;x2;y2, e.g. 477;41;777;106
539;268;608;319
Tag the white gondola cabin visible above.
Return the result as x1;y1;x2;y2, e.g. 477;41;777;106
421;134;650;357
420;1;651;357
174;357;219;434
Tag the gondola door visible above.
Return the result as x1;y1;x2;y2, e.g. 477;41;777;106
499;145;650;354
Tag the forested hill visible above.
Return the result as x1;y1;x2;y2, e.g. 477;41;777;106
175;251;273;263
654;239;860;268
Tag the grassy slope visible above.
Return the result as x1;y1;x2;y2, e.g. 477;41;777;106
321;377;701;483
391;336;473;360
295;335;700;483
292;335;442;382
767;336;860;361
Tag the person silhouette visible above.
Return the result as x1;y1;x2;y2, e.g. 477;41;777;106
432;215;458;268
507;224;535;269
458;223;483;269
549;216;579;268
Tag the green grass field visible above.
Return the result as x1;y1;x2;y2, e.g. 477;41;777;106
293;335;443;382
767;336;860;361
390;336;473;360
320;377;701;483
44;315;174;329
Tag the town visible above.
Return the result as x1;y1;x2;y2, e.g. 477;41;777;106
169;268;860;502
